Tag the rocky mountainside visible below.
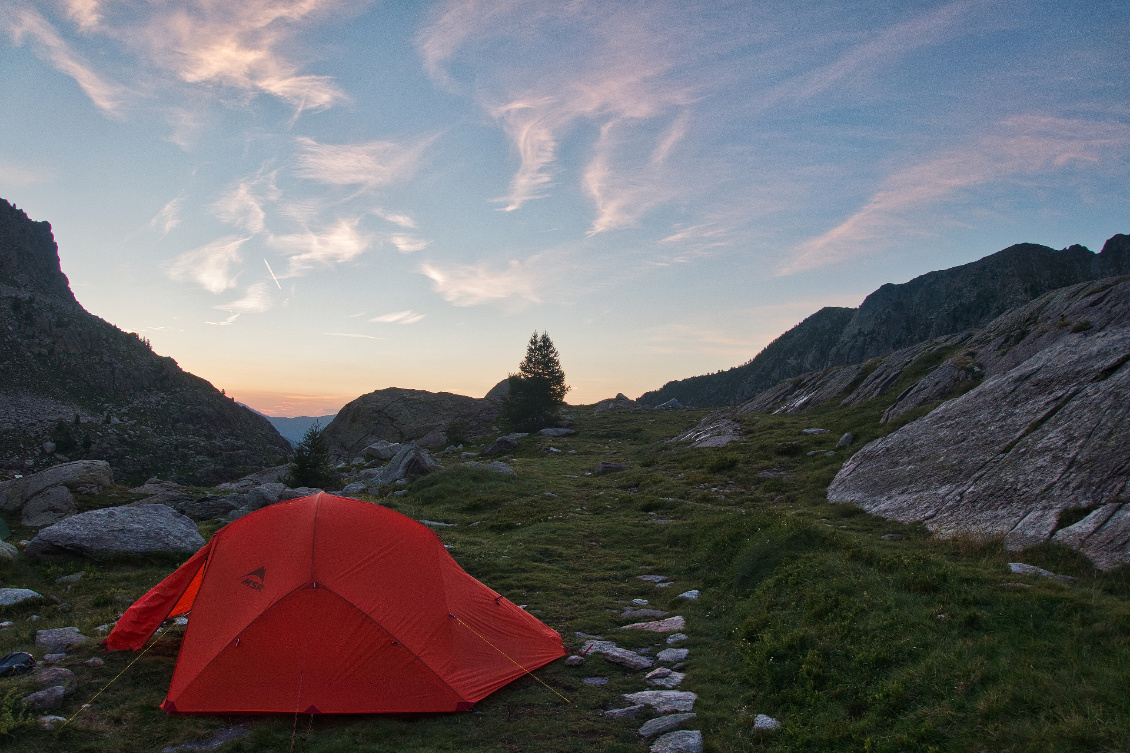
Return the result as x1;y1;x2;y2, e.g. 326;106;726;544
322;384;507;460
640;235;1130;407
0;199;290;485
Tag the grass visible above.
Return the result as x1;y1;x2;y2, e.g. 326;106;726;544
0;401;1127;752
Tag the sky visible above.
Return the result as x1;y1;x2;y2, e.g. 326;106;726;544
1;0;1127;416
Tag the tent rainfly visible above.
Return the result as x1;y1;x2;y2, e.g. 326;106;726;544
106;493;565;713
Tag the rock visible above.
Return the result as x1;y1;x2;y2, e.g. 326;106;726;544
581;640;655;670
583;677;609;685
84;657;104;666
42;653;67;663
361;440;402;461
322;387;501;459
639;713;697;738
55;572;84;585
0;588;42;606
828;308;1130;569
21;485;77;527
650;730;703;753
637;575;670;583
564;655;585;667
753;713;781;731
645;667;672;679
596;462;629;474
622;608;668;619
622;616;686;633
836;432;855;449
279;487;320;501
481;436;519;457
341;482;368;495
175;495;243;521
671;414;741;448
676;590;699;600
36;627;86;653
623;690;697;713
539;428;576;436
604;705;645;719
647;671;685;688
0;541;17;561
462;461;516;475
26;504;205;560
38;715;67;730
160;724;250;752
1008;562;1076;582
593;393;640;413
632;598;649;605
655;399;684;410
22;686;65;711
33;667;76;695
657;648;689;662
666;633;687;644
0;461;113;512
244;482;286;509
802;428;829;435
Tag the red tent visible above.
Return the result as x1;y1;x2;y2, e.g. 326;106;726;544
106;493;564;714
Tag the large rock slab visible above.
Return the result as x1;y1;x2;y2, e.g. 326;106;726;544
21;485;76;527
829;322;1130;569
671;415;741;448
26;504;205;560
0;461;113;512
581;640;655;670
623;690;697;713
622;616;686;633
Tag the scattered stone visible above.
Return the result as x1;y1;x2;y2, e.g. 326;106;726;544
645;667;672;679
463;460;516;475
881;533;902;540
596;462;629;474
21;685;65;711
160;725;251;753
419;520;455;527
676;590;699;600
341;482;368;495
539;428;576;437
637;575;670;583
575;632;603;640
581;640;655;670
1009;562;1076;582
753;713;781;731
622;616;686;633
802;428;830;435
36;627;86;653
666;633;687;645
836;432;855;449
658;648;689;662
583;677;609;685
622;608;668;619
0;588;42;606
639;713;697;738
26;504;205;560
481;436;519;457
1000;582;1032;589
38;715;67;730
83;657;104;667
42;653;67;663
623;690;697;713
650;729;703;753
603;705;645;719
631;598;649;605
647;671;685;688
564;655;585;667
33;667;76;695
54;572;85;585
0;541;17;561
654;399;684;410
757;470;787;479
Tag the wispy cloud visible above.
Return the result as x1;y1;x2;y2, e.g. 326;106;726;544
420;257;544;308
370;310;425;324
0;160;49;186
373;208;416;228
207;281;273;325
270;217;372;275
166;235;247;293
63;0;102;31
324;332;380;339
294;137;428;189
212;173;278;234
3;4;125;115
388;234;429;253
780;116;1130;275
149;197;183;237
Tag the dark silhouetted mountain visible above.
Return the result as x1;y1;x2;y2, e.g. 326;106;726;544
639;235;1130;407
0;199;291;484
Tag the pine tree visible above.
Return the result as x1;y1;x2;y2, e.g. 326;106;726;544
501;331;570;431
285;422;336;489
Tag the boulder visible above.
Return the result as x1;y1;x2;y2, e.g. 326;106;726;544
828;324;1130;569
650;730;703;753
481;436;519;458
35;627;86;653
581;640;655;670
753;714;781;731
173;495;243;521
33;667;76;695
21;686;65;711
21;485;76;527
0;588;42;606
639;713;697;738
835;433;855;450
0;460;113;512
647;671;685;688
623;690;697;713
26;504;205;560
604;705;645;719
245;483;286;510
671;415;741;448
594;393;640;413
622;616;686;633
361;441;401;461
0;541;18;562
368;444;443;485
658;648;689;662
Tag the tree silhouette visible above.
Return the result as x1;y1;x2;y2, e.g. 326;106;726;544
501;331;570;431
285;421;336;489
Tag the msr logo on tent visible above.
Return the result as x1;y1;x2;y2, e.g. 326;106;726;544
241;567;265;592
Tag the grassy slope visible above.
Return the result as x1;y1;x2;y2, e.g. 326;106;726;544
0;398;1127;752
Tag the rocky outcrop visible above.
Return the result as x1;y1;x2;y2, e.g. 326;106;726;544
0;199;291;484
671;415;741;448
641;235;1130;408
828;278;1130;569
0;460;113;512
322;387;500;460
26;504;205;560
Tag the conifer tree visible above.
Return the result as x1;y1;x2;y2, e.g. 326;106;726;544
286;422;336;489
501;331;570;431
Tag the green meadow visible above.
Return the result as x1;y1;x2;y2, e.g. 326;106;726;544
1;399;1127;752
